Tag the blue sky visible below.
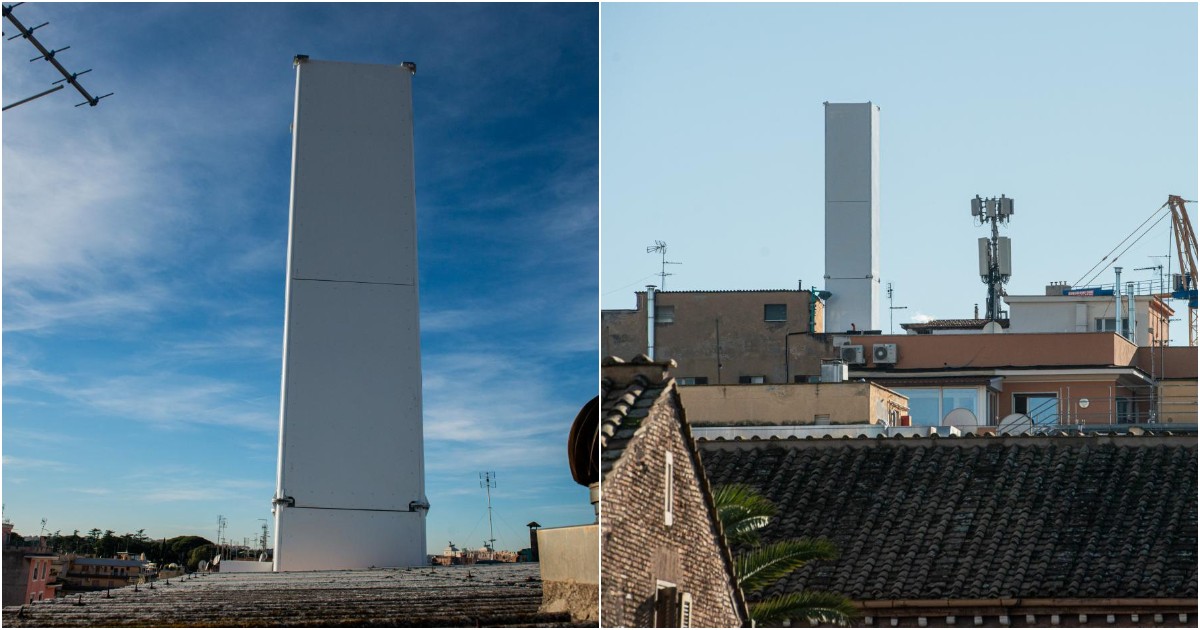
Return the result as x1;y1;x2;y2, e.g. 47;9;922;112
3;3;598;554
601;3;1198;344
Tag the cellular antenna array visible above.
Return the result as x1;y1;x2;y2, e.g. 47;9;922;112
3;2;112;111
971;195;1014;321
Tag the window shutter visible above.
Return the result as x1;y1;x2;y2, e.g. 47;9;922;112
655;585;679;627
679;592;694;628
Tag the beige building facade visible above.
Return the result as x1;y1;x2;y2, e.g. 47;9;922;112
680;382;907;427
603;289;827;384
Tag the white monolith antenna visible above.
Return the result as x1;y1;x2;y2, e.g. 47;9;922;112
273;57;427;571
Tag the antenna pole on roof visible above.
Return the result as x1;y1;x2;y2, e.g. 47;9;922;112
646;240;681;291
971;195;1014;321
479;472;496;556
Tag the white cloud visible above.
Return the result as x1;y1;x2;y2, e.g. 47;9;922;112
2;456;71;472
910;312;935;324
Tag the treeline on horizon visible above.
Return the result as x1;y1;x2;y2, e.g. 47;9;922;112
10;528;219;570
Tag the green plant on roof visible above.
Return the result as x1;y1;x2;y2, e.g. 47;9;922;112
713;484;857;626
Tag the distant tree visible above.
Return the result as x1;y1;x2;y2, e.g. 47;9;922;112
187;544;216;571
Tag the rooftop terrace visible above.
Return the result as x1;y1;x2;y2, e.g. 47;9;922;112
2;563;577;627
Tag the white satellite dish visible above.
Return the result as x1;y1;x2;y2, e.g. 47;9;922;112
943;408;978;430
982;321;1004;334
997;413;1034;435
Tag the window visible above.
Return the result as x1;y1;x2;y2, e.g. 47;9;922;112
655;582;679;627
656;305;675;324
676;376;708;386
893;386;985;427
679;592;694;628
738;375;766;384
1095;318;1129;333
1116;397;1135;423
1014;393;1059;429
764;303;787;322
664;451;674;527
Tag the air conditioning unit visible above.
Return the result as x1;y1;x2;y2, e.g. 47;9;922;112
873;343;898;364
840;345;864;364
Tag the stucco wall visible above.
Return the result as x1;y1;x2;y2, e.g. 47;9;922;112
680;382;907;426
537;524;598;623
601;388;743;628
1006;295;1172;347
602;290;830;384
850;332;1137;370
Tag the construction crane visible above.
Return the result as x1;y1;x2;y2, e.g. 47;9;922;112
1162;195;1197;345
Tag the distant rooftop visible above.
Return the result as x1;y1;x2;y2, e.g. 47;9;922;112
2;563;574;627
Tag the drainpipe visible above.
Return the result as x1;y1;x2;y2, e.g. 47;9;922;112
1114;267;1123;338
1127;282;1137;346
646;285;657;360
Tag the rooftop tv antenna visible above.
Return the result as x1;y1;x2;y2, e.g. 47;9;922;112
646;240;681;291
971;195;1014;321
479;472;496;554
2;3;112;110
886;282;907;334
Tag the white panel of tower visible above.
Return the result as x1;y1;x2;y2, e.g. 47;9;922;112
274;59;426;571
824;102;880;332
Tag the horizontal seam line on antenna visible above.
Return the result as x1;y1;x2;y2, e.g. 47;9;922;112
292;277;415;287
287;505;420;513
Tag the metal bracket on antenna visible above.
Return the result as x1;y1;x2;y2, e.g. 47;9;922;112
53;68;91;85
74;92;112;107
293;54;309;66
408;499;430;512
401;61;416;75
7;19;43;40
272;495;296;508
29;45;68;62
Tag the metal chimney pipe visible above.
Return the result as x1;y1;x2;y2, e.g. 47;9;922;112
1114;267;1123;337
1127;282;1137;345
646;285;657;360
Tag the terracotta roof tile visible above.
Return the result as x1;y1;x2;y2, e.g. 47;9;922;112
699;434;1197;602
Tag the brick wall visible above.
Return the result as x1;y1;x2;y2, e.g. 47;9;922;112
601;386;743;627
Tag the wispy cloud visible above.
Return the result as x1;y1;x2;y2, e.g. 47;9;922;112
2;456;71;472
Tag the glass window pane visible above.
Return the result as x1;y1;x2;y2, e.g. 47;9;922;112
894;388;940;426
941;388;978;422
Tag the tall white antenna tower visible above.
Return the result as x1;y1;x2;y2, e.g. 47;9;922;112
646;240;681;290
479;472;496;553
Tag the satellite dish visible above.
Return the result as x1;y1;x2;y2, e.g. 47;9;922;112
943;408;978;429
997;413;1033;435
982;321;1004;334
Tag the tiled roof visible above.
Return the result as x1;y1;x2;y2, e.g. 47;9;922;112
600;355;673;475
2;563;568;627
699;434;1197;602
900;319;1010;330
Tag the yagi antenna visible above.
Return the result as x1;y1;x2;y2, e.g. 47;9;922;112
3;3;113;110
646;240;682;291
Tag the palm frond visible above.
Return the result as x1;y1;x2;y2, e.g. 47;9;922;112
736;537;839;594
712;484;777;545
749;590;858;626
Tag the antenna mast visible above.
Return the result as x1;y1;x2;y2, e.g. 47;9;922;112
646;240;681;290
971;195;1014;321
2;3;113;110
479;472;496;554
887;282;907;334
